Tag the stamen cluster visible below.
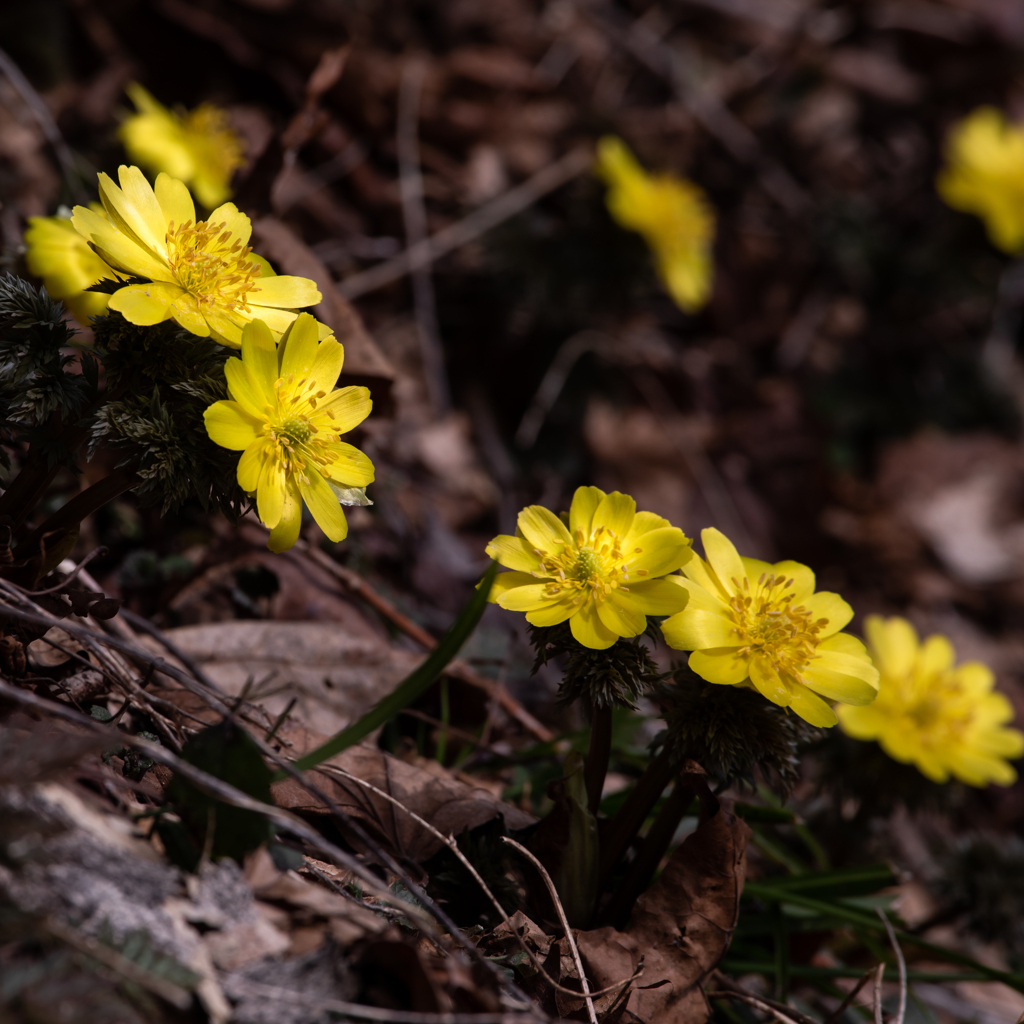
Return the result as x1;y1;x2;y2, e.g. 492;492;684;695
166;219;259;312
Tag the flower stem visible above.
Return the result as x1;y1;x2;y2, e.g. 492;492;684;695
600;774;696;928
598;748;675;887
584;705;612;815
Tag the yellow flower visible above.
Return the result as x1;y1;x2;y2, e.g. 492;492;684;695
661;528;879;727
204;313;374;552
937;106;1024;254
838;616;1024;786
120;83;245;209
24;206;119;323
71;165;322;347
595;135;715;313
486;486;693;650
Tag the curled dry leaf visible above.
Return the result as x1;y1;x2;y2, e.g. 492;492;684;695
556;779;750;1024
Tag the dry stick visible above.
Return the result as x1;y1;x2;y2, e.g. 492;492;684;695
822;966;880;1024
709;972;822;1024
119;607;223;694
320;763;641;1004
26;548;108;595
224;978;545;1024
705;989;807;1024
0;678;431;929
337;146;593;300
872;962;886;1024
501;837;598;1024
878;909;907;1024
289;538;553;742
398;58;450;414
0;45;86;203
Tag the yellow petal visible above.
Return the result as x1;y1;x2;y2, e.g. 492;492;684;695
154;172;196;231
110;165;169;256
865;615;917;680
689;647;749;686
267;482;303;552
570;602;618;650
787;685;838;728
836;703;885;740
917;634;956;680
206;202;252;247
309;337;345;393
681;552;729;600
749;657;792;706
237;438;268;491
225;357;270;420
740;557;774;584
170;292;210;336
598;592;645;638
817;632;870;659
619;578;689;616
317;386;371;434
278;311;320;376
205;308;246;347
953;661;996;697
488;571;537;602
108;282;181;325
629;526;691;576
240;319;280;403
250;274;322;310
771;560;815;601
801;650;879;704
257;455;287;529
569;486;605;537
300;472;348;542
204;401;261;450
701;528;745;596
498;582;559;612
324;442;375;487
73;204;172;281
661;605;737;650
518;504;572;554
623;510;674;546
525;599;576;627
802;592;853;637
592;490;635;538
485;534;540;573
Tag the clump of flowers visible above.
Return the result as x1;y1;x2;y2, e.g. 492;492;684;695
937;106;1024;254
120;83;245;209
72;166;321;347
24;207;119;324
660;528;879;727
486;486;692;650
837;616;1024;786
204;313;374;552
595;135;715;313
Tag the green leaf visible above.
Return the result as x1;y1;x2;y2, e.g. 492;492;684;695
286;561;499;774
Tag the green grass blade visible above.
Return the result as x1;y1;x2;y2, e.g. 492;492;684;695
284;561;498;775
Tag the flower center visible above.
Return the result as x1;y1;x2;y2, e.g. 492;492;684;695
279;417;312;445
165;219;259;311
534;526;649;606
729;573;828;682
262;374;341;485
184;105;246;180
571;548;601;582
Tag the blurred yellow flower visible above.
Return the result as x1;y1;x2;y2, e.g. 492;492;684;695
204;314;374;552
24;206;119;324
937;106;1024;254
661;528;879;727
72;166;322;348
486;486;692;650
595;135;715;313
120;83;245;210
838;616;1024;786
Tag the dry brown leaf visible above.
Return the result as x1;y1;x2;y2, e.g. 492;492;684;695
273;745;534;863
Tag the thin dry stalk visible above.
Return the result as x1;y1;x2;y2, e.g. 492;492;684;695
878;909;907;1024
706;989;807;1024
501;837;598;1024
822;966;879;1024
872;962;886;1024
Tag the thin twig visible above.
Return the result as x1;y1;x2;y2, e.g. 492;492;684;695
823;966;879;1024
320;763;639;1003
872;962;885;1024
398;58;450;414
878;909;907;1024
120;608;223;694
501;837;598;1024
0;46;86;203
709;972;821;1024
24;548;108;595
337;146;592;300
706;990;806;1024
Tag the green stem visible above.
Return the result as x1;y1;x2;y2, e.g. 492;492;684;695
584;705;612;815
598;748;675;887
601;775;695;928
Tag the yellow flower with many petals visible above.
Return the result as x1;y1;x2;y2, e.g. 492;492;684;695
595;135;715;313
486;486;692;650
120;83;245;210
72;166;321;348
204;313;374;552
24;206;120;324
838;616;1024;786
937;106;1024;254
661;528;879;727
